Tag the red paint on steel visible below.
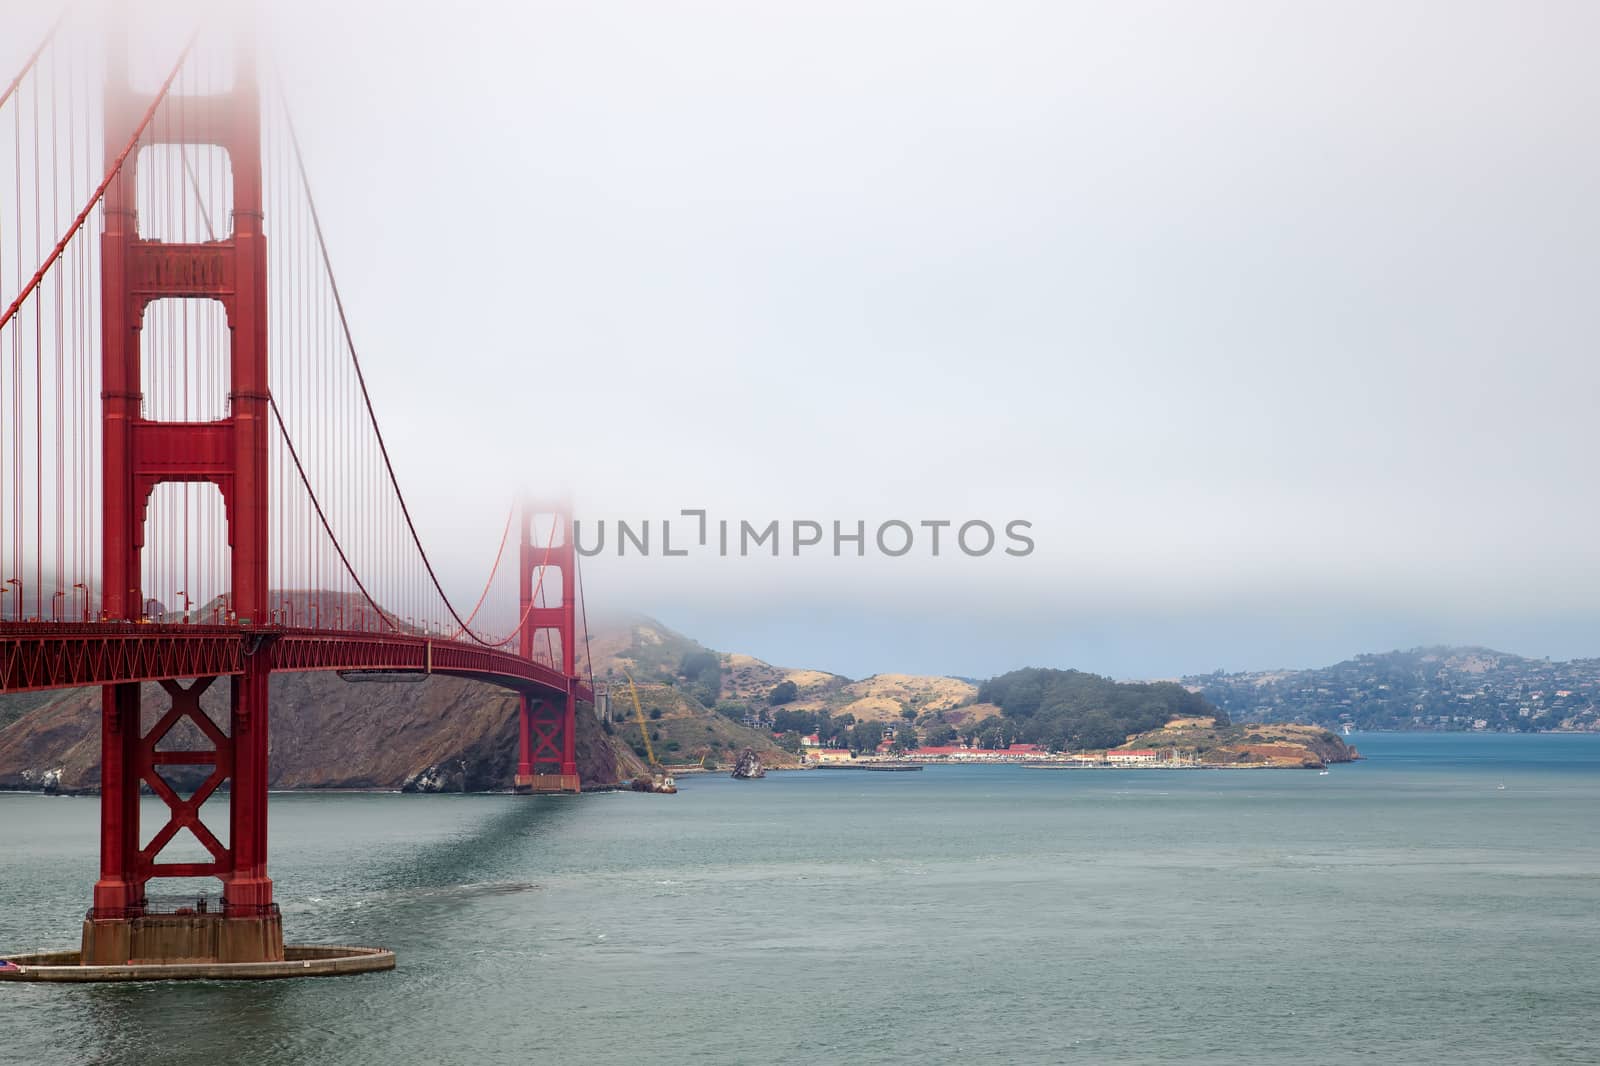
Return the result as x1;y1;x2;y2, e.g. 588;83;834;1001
94;36;274;918
0;624;588;699
518;504;580;791
0;19;599;936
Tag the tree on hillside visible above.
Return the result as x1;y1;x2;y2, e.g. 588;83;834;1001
769;680;799;706
977;722;1016;750
772;707;816;734
979;667;1221;750
846;721;884;753
679;650;720;682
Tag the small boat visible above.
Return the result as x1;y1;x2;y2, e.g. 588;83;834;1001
1318;769;1330;776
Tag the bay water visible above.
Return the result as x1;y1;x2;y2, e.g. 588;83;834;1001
2;732;1598;1064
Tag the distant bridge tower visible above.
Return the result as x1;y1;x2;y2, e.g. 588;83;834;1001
86;28;281;964
516;503;580;793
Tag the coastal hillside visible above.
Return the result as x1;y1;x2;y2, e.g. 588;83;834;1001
1186;646;1600;733
720;659;978;724
589;613;992;726
603;678;799;769
0;690;56;734
1120;717;1357;767
586;616;1002;760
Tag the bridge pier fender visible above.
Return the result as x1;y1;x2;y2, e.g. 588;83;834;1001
515;775;580;794
81;911;284;967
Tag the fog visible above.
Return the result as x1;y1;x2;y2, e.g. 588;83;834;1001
5;0;1598;678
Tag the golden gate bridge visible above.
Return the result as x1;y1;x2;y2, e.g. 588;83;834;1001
0;11;595;971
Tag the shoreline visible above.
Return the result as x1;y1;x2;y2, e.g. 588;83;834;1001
15;731;1600;799
0;758;1349;798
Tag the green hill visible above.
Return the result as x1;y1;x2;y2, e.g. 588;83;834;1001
979;667;1225;750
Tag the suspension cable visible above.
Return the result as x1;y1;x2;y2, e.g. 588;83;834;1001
441;504;514;639
272;82;505;648
0;30;199;333
484;512;560;649
267;393;398;632
577;547;595;696
0;8;66;115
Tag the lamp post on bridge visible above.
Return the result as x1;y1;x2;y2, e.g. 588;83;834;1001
73;582;88;622
5;577;21;621
52;591;64;621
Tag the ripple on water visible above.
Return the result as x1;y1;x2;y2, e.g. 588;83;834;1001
2;737;1600;1065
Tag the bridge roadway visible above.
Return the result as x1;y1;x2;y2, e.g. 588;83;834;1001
0;623;589;702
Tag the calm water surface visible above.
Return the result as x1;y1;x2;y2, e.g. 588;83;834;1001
2;732;1599;1064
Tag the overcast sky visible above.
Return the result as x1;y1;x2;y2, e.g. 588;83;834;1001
6;0;1598;679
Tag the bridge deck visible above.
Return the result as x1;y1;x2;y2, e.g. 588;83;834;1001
0;623;585;701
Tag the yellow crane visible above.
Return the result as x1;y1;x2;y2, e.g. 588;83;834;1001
621;669;658;770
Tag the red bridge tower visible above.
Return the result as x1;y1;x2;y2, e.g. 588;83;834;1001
516;504;581;793
84;37;281;964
